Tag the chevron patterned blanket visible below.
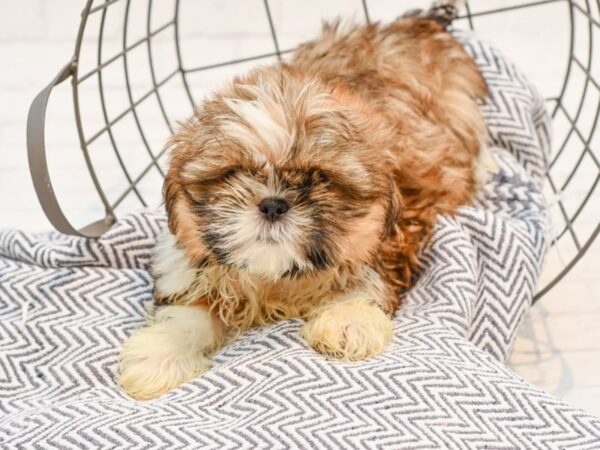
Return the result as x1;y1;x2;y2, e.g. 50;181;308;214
2;32;600;449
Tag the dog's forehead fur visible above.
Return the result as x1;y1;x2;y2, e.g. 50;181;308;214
177;66;380;187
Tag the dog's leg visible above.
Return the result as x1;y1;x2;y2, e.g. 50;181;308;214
119;303;224;400
151;229;200;302
119;229;223;400
301;296;393;360
300;269;395;360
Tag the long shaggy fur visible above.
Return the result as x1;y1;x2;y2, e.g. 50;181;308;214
119;12;490;400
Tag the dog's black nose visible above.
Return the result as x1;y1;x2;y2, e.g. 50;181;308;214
258;197;290;221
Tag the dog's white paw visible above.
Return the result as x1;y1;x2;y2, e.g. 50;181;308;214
300;298;393;361
118;305;218;400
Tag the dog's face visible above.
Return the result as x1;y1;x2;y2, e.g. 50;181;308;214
165;67;399;279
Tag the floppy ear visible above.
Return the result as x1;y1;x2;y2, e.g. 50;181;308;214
163;171;181;236
161;166;211;266
382;176;403;240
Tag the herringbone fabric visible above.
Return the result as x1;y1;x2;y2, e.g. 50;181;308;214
1;32;599;449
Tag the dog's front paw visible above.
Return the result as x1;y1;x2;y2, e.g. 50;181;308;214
118;305;217;400
300;298;393;361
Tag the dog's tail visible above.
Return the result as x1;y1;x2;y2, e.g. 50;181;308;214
401;0;463;29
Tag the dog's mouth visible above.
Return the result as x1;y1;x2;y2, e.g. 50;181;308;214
255;220;289;245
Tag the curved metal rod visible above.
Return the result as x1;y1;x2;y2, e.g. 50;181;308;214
96;0;147;207
549;0;595;171
464;1;475;30
146;0;175;134
551;0;576;119
121;0;165;178
532;0;600;300
27;62;114;238
534;222;600;301
263;0;282;61
174;0;196;108
361;0;371;23
544;0;600;243
72;0;114;228
550;105;600;243
184;48;294;74
546;170;582;250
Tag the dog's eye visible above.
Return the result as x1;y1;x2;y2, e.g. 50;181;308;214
278;168;327;198
181;166;241;203
185;166;240;187
310;168;375;201
205;167;240;184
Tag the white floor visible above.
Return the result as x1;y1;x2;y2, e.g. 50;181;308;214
0;0;599;416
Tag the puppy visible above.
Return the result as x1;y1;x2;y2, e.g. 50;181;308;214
119;1;492;400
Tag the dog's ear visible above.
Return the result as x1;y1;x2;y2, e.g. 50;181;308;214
382;176;402;240
163;171;181;236
162;166;211;265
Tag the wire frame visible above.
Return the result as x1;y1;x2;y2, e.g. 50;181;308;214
26;0;600;302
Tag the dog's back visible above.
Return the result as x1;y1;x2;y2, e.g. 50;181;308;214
291;17;487;115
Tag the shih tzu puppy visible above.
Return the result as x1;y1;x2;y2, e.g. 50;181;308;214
119;1;494;400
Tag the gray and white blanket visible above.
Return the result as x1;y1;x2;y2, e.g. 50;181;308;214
2;33;600;449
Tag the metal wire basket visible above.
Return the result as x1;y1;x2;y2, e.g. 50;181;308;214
26;0;600;302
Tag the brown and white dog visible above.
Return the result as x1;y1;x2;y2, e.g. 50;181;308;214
119;1;495;400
